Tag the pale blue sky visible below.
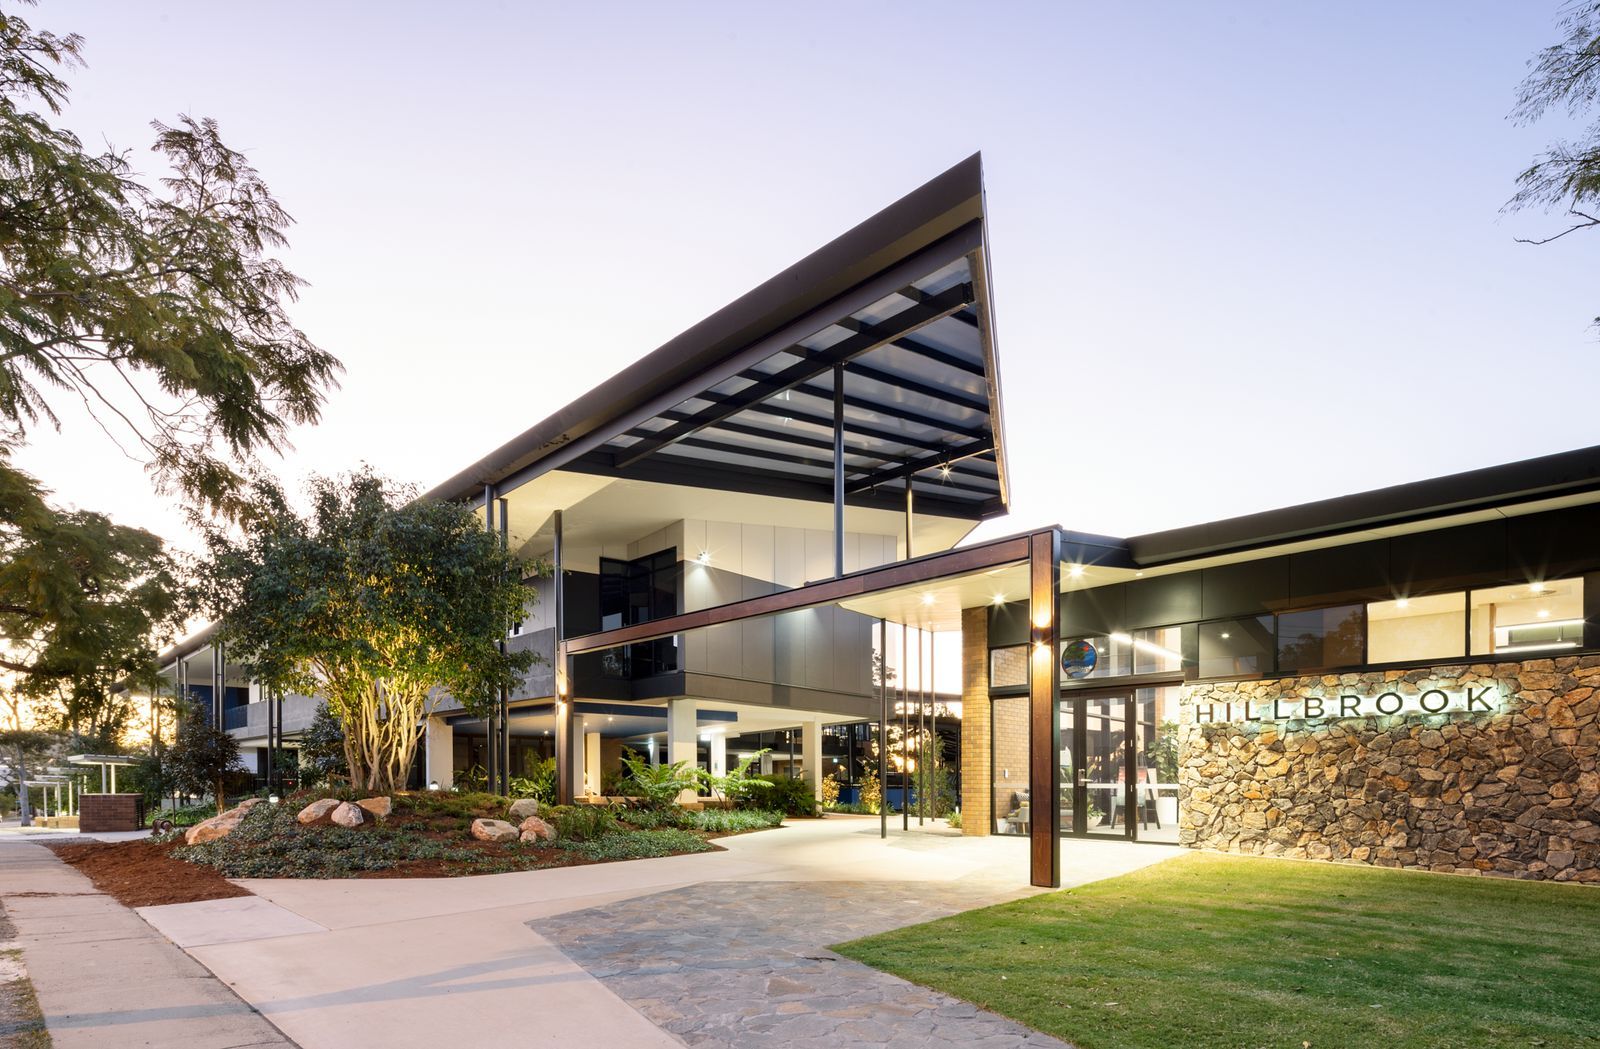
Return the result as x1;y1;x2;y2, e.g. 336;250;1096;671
23;1;1600;546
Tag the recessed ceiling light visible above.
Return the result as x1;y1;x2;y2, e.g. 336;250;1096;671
921;593;936;606
938;463;952;478
696;550;712;565
1396;598;1410;610
1538;609;1551;618
1530;582;1547;594
1068;564;1084;578
1220;632;1231;640
992;593;1005;605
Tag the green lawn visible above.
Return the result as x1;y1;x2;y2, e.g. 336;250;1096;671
833;853;1600;1049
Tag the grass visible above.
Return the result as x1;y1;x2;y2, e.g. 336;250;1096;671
834;853;1600;1049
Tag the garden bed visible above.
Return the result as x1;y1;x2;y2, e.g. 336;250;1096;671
54;791;786;901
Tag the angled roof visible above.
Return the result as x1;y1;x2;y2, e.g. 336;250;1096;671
426;153;1009;521
1126;443;1600;565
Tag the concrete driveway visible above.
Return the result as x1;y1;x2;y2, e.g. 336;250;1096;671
137;816;1172;1048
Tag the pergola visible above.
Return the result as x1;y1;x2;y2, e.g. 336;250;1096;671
67;753;140;793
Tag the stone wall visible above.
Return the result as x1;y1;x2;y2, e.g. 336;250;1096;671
1178;657;1600;882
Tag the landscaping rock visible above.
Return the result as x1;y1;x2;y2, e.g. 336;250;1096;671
331;801;365;828
185;808;244;845
355;796;392;820
507;798;541;820
471;818;519;843
519;815;556;842
297;798;341;826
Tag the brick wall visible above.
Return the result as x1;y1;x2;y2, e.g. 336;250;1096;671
960;606;991;835
79;793;144;833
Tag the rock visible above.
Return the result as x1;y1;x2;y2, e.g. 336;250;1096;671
518;815;556;842
185;811;244;845
471;818;519;843
331;801;365;828
297;798;341;826
507;798;541;821
355;796;392;820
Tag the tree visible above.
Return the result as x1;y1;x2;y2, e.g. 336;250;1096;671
166;703;238;814
297;701;347;788
0;726;53;826
0;454;188;742
202;469;538;794
0;3;340;518
1508;2;1600;291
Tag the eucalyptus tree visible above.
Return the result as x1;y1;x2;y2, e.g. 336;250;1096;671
203;470;538;794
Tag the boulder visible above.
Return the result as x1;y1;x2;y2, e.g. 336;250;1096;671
355;796;392;820
507;798;541;821
470;818;519;843
297;798;341;826
185;811;244;845
331;801;365;829
518;815;556;842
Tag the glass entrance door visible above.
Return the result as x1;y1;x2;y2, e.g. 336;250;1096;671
1058;685;1183;842
1061;692;1130;838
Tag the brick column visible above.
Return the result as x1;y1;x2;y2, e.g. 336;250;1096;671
960;605;991;836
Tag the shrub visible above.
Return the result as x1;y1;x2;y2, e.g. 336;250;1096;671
174;800;479;878
685;808;783;834
946;809;963;829
755;775;816;817
858;768;882;815
617;754;698;809
543;804;621;842
509;757;556;806
550;829;713;862
818;769;841;808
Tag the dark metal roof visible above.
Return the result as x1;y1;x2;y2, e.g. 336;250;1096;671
425;153;1008;520
1126;444;1600;565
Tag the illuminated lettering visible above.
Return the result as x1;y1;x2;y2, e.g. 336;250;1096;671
1374;692;1403;715
1467;687;1494;712
1303;696;1325;718
1340;694;1360;716
1419;689;1449;713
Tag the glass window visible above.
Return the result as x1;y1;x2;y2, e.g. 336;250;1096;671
1367;593;1466;664
992;696;1030;836
1128;627;1185;675
1198;616;1274;678
1277;605;1364;672
989;645;1028;688
1060;634;1132;681
1470;577;1585;656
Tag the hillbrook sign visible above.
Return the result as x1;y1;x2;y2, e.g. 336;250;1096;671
1191;685;1504;725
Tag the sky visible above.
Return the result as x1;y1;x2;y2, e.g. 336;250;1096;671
19;1;1600;551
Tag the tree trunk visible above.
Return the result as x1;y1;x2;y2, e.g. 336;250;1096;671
14;743;30;827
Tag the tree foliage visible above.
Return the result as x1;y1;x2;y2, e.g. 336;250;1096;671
0;2;340;517
167;702;239;815
1509;1;1600;273
297;701;347;788
0;453;187;743
202;469;538;794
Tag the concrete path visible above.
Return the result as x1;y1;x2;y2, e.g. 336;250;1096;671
131;817;1170;1049
0;840;295;1049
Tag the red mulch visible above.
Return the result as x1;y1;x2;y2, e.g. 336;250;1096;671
48;839;251;908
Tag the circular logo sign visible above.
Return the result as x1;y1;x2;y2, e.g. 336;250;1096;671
1061;639;1098;679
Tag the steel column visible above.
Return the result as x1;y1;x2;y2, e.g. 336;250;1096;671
900;621;909;832
918;626;926;825
484;484;499;794
878;618;888;840
904;475;914;559
555;648;574;805
1028;530;1062;888
832;362;845;579
498;495;510;795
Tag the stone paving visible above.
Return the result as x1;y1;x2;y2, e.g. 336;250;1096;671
532;879;1074;1049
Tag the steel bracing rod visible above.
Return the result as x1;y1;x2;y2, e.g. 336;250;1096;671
615;282;974;469
667;435;999;498
845;436;997;496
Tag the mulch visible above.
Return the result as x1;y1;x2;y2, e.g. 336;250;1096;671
48;839;252;909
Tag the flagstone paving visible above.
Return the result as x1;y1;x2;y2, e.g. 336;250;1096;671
532;879;1074;1049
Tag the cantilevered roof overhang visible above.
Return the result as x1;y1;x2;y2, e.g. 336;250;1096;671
426;153;1009;522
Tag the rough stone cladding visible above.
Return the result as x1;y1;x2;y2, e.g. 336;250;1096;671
1179;656;1600;882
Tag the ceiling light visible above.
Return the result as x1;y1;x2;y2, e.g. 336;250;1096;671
1538;609;1551;618
1530;582;1547;594
921;593;936;606
696;550;712;565
938;462;952;479
1068;564;1084;578
1396;599;1410;610
1220;632;1231;640
1135;571;1144;578
992;593;1005;606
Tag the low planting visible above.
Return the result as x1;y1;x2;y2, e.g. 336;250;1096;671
164;789;783;879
